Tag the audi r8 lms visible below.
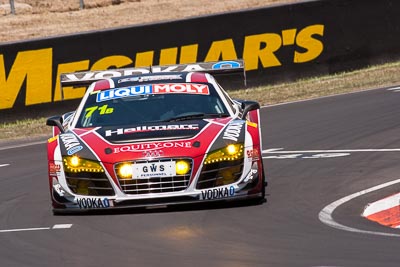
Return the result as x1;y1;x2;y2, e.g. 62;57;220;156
46;60;266;213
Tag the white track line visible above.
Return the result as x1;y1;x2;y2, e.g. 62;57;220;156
0;140;46;151
318;178;400;238
0;164;9;168
0;224;72;234
387;86;400;92
0;227;50;233
52;224;73;229
263;148;400;154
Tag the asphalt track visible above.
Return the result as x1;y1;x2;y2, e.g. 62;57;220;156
1;86;400;266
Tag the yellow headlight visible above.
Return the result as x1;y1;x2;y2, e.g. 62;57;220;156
204;144;244;164
63;156;104;173
117;163;133;179
176;160;190;175
226;144;239;155
69;155;80;167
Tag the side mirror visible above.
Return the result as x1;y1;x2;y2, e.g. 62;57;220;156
46;115;65;133
241;101;260;118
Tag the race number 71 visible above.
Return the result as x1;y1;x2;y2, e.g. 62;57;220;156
85;105;114;118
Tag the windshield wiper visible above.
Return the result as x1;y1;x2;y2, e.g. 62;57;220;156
162;113;229;122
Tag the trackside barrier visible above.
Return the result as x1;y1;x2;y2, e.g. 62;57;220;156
0;0;399;120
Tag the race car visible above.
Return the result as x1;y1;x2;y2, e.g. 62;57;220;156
46;60;266;213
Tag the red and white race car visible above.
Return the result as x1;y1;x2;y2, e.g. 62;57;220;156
46;60;266;213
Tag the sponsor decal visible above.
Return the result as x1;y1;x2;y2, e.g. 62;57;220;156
246;149;260;160
76;197;113;209
113;141;192;153
200;186;235;200
244;169;258;182
142;150;164;158
105;124;199;137
97;85;151;102
153;83;209;94
60;133;83;155
212;61;241;69
133;162;175;178
223;122;244;141
53;183;65;197
49;162;61;174
118;74;182;83
97;83;209;102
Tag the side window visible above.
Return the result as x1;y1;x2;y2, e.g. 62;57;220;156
218;86;234;108
218;84;239;115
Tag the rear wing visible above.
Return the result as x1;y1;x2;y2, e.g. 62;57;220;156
60;59;246;89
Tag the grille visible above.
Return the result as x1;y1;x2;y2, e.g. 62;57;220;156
115;158;192;195
196;160;243;189
65;171;115;196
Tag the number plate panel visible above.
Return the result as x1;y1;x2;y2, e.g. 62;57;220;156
132;162;176;179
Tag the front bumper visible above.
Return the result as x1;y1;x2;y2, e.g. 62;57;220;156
50;163;264;214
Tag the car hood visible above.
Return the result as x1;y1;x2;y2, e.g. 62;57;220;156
95;120;209;143
58;118;247;163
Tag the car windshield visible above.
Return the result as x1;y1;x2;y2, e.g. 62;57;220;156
75;83;230;128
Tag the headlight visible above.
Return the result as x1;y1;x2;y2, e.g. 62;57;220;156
176;160;190;175
116;162;133;179
63;156;104;173
204;143;244;165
